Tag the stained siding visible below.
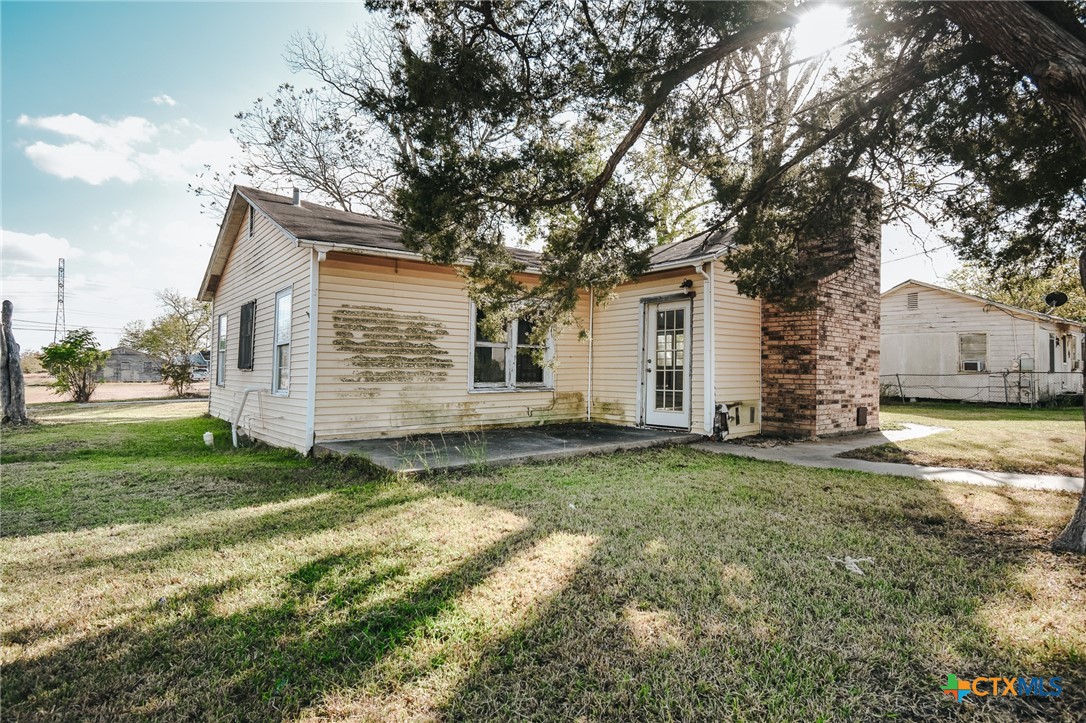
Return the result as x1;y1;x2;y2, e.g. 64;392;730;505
590;270;706;433
882;284;1039;374
313;253;589;440
713;262;762;437
881;283;1084;403
209;207;311;451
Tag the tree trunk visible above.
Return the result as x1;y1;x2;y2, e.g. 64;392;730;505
1;300;29;425
1052;251;1086;552
935;1;1086;154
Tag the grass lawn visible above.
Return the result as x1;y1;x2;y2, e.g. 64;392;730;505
842;401;1086;477
2;405;1084;721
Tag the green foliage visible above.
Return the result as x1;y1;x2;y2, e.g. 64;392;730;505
39;329;109;403
946;258;1086;322
122;289;210;397
221;2;1085;335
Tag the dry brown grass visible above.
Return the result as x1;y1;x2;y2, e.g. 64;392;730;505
26;378;208;405
844;402;1085;476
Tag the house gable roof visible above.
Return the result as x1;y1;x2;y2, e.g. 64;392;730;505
882;279;1085;329
199;186;737;300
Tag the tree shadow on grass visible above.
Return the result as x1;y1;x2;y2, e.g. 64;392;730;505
4;446;1083;721
428;449;1085;721
3;522;542;721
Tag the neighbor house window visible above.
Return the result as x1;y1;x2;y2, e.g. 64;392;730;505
959;333;987;372
272;287;292;394
216;314;227;385
248;209;255;238
238;301;256;370
470;307;551;390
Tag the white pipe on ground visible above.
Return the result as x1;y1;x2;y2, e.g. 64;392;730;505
233;386;266;447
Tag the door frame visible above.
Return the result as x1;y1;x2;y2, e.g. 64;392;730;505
637;293;694;429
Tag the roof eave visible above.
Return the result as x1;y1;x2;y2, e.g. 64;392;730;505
296;239;544;275
883;279;1085;328
197;190;247;302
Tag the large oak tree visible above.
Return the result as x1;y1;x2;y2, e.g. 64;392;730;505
215;0;1086;550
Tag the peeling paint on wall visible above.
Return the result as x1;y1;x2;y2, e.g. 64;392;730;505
333;305;453;394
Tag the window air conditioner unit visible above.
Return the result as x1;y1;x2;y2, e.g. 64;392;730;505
962;360;985;372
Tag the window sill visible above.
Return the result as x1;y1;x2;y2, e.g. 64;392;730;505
468;386;554;394
271;390;289;397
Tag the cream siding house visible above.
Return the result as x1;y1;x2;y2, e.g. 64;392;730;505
200;186;877;453
881;280;1085;403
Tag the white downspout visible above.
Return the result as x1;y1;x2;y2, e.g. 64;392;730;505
696;262;714;435
304;246;327;453
587;287;594;422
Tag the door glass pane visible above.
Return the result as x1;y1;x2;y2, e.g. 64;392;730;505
474;347;506;383
653;306;685;412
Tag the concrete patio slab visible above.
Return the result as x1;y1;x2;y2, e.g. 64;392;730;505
695;423;1084;493
315;423;703;473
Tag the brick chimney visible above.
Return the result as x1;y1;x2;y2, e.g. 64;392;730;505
760;179;881;437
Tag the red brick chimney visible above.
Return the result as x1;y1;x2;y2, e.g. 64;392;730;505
760;180;881;437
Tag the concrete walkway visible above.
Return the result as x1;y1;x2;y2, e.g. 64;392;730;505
694;423;1083;493
317;424;703;474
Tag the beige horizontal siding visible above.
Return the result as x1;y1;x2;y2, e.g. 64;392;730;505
209;207;310;452
314;253;589;440
713;263;761;437
590;269;705;433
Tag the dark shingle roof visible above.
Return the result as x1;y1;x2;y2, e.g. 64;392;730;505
647;228;735;267
237;186;542;267
239;186;732;271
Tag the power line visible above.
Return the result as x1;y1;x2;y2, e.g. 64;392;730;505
881;244;951;265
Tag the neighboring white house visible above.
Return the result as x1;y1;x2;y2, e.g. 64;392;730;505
881;280;1085;404
198;186;882;453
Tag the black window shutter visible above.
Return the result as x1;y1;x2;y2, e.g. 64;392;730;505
238;301;256;370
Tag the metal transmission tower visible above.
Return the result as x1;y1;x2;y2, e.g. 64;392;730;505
53;257;66;342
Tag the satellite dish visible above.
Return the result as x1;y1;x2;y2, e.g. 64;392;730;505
1045;291;1069;308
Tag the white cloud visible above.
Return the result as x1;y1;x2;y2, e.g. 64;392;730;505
1;229;85;269
1;212;220;351
18;113;156;149
151;94;178;107
24;141;142;184
16;112;238;186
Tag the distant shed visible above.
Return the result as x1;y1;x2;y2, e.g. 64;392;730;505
101;346;161;383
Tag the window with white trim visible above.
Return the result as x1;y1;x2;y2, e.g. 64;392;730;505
273;287;292;394
470;307;551;389
958;333;987;372
216;314;227;386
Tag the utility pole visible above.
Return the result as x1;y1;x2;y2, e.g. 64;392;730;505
53;257;65;343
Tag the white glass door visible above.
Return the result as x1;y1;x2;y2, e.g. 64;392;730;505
644;300;690;428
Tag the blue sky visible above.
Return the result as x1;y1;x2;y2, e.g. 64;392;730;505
1;1;958;352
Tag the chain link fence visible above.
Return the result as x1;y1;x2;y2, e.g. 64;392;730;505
880;372;1084;407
